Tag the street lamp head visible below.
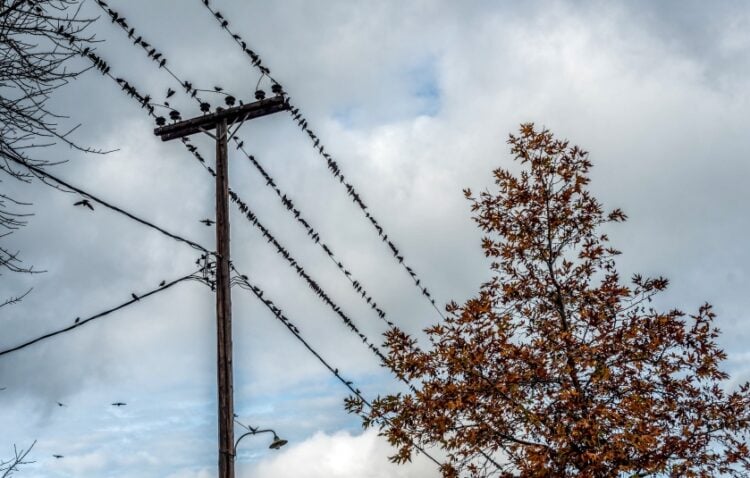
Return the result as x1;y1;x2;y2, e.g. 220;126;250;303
269;434;288;450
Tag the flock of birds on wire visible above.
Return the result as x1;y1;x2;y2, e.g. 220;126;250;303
56;0;444;424
1;0;450;469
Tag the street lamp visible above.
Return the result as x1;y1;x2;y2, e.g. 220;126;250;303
233;422;288;458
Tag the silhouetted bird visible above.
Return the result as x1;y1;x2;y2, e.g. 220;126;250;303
166;88;175;98
159;280;166;287
53;455;64;459
131;293;139;301
73;199;94;210
111;402;126;407
56;402;65;407
200;218;215;226
213;86;223;92
74;317;80;324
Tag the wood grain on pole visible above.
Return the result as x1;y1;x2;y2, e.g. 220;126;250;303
215;118;235;478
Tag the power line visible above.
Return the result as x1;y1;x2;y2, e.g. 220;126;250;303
0;266;209;357
232;142;390;324
94;0;396;334
228;190;388;365
91;0;429;417
73;29;392;379
196;0;446;321
68;11;448;470
88;6;392;369
230;267;443;468
3;149;209;254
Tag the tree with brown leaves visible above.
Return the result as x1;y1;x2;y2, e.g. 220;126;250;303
347;124;750;477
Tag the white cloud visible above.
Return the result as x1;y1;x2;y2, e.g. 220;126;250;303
242;429;437;478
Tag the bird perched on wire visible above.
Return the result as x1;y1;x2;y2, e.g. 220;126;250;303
131;293;139;301
111;402;127;407
73;199;94;210
159;280;166;287
200;218;215;226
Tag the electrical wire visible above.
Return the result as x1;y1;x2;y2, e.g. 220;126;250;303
95;0;397;334
3;149;209;254
230;266;443;468
196;0;446;321
0;266;209;357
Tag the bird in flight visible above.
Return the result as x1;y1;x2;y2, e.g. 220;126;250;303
200;218;215;226
56;402;65;407
111;402;127;407
73;199;94;211
53;454;64;459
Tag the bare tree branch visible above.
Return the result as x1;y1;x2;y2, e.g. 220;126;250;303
0;440;36;477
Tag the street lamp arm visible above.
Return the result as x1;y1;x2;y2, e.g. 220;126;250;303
234;428;286;457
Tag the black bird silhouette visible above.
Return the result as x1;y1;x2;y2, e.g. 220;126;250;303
166;88;175;98
200;218;215;226
56;402;65;407
74;199;94;210
53;454;64;459
0;387;6;391
111;402;126;407
131;293;139;301
74;317;80;324
159;280;166;287
213;86;223;92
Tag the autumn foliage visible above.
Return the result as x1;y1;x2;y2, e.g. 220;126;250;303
347;124;750;477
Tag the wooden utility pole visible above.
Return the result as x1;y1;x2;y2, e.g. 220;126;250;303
155;95;287;478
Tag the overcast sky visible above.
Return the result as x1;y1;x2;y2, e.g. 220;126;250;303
1;0;749;476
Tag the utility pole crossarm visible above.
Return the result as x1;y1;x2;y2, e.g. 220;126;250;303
154;96;287;141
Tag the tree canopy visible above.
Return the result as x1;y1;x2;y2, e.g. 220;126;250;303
347;124;750;477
